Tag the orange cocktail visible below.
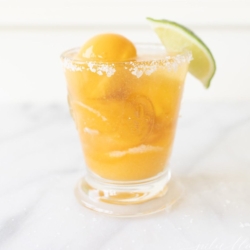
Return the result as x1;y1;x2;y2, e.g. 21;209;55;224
61;34;191;216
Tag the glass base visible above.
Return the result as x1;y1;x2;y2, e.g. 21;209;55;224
75;170;184;217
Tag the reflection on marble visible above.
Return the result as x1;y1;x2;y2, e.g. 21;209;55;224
0;102;250;250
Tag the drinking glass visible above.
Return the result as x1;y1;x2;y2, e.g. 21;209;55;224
61;44;191;217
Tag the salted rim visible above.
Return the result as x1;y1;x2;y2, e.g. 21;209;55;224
61;43;192;77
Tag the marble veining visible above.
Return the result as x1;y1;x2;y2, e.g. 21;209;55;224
0;102;250;250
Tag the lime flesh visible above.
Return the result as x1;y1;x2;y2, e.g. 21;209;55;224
147;17;216;88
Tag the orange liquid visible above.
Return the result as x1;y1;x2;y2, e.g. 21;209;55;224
64;53;189;181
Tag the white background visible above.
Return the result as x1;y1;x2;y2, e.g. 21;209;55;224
1;0;250;103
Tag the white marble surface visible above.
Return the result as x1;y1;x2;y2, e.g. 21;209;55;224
1;102;250;250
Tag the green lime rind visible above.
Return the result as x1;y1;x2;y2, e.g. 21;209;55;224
147;17;216;88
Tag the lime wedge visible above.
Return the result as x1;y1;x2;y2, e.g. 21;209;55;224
147;17;216;88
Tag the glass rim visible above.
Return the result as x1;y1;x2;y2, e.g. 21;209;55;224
60;43;192;65
61;43;192;77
